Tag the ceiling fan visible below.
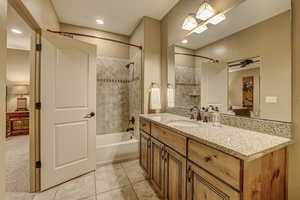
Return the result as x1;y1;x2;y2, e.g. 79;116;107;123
229;58;259;68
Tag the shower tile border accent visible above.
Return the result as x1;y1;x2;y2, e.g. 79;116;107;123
98;79;130;83
97;77;140;84
220;114;292;138
166;108;292;138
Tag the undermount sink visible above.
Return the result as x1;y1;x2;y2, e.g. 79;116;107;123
167;120;201;127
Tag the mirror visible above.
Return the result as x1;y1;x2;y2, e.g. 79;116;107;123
167;0;292;122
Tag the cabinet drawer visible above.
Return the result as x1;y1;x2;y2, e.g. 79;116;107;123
188;139;241;190
151;123;186;155
187;161;240;200
140;118;151;134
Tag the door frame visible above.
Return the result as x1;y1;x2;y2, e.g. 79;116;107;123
8;0;42;192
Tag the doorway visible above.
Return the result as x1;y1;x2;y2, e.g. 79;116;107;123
5;3;34;195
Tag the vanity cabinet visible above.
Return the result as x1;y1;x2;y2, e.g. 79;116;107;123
164;146;186;200
139;131;151;177
149;137;187;199
139;117;287;200
188;139;241;190
187;161;240;200
150;137;165;196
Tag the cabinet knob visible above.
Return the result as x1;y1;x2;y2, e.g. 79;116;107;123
204;156;212;162
161;148;164;159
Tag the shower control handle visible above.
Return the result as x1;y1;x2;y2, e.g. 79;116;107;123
84;112;95;118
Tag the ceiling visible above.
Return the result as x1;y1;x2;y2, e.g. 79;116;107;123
51;0;179;36
176;0;291;50
7;4;32;50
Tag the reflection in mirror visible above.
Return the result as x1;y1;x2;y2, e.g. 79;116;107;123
228;57;261;118
168;0;291;122
173;48;201;109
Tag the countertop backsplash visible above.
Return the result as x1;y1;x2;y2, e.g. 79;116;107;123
166;108;292;138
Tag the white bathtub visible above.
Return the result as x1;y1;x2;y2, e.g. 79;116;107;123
96;132;139;165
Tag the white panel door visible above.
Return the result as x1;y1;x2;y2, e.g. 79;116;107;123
201;62;228;112
40;31;96;190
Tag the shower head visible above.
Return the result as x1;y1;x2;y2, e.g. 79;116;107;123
125;62;134;69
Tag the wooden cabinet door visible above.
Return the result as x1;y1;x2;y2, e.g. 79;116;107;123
164;146;186;200
140;131;151;176
187;161;240;200
150;137;165;197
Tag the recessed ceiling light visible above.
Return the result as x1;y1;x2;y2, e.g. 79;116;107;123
11;28;22;34
181;39;188;44
96;19;104;25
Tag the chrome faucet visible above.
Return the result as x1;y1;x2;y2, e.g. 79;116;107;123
190;106;201;121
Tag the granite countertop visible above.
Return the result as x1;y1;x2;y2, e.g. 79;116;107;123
140;113;292;161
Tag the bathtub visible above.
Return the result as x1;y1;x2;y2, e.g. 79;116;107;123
96;132;139;165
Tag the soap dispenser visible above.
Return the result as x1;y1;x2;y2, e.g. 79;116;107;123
212;107;221;127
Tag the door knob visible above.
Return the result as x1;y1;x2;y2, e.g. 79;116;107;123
84;112;95;118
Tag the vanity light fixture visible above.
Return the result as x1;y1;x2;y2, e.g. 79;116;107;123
182;14;198;31
181;39;188;44
196;2;215;21
11;28;22;34
208;13;226;25
193;25;208;34
96;19;104;25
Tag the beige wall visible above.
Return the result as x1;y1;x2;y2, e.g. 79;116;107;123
130;17;161;114
6;48;30;85
129;20;144;59
60;23;130;59
289;0;300;199
201;62;228;112
21;0;59;30
174;46;195;67
143;17;161;114
6;48;30;112
0;0;6;197
229;68;260;116
196;11;292;122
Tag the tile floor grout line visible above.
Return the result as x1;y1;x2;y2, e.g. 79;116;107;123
93;171;97;200
94;164;131;197
121;161;141;200
52;188;59;200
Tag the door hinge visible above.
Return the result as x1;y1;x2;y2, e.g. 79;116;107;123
35;102;41;110
36;161;41;169
36;44;42;51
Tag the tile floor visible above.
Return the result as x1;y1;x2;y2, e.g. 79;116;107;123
6;159;161;200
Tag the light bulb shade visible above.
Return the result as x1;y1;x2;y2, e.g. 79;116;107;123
9;85;29;95
182;15;198;31
193;25;208;34
208;13;226;25
196;2;215;21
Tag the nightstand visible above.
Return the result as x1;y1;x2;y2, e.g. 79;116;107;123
6;111;30;137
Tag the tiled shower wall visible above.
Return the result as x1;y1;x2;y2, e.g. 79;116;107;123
96;57;129;135
175;65;201;108
96;56;141;135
